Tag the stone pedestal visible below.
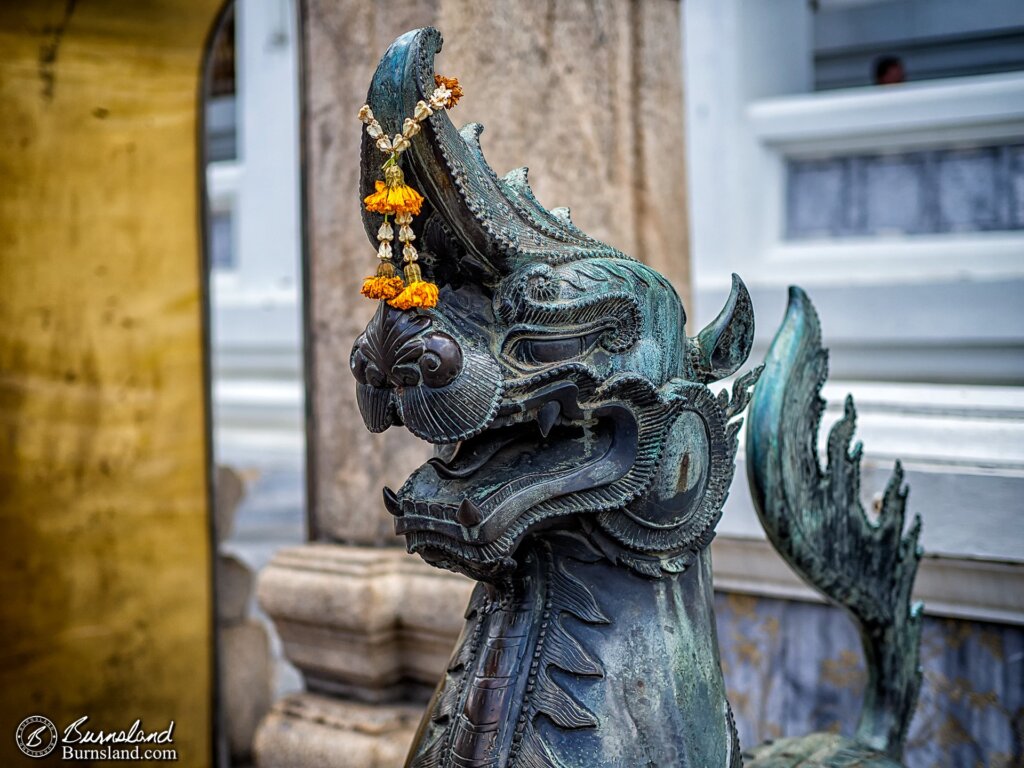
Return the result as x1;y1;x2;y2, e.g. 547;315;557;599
255;694;423;768
256;2;690;765
257;544;472;700
254;545;472;767
222;619;274;760
214;466;274;764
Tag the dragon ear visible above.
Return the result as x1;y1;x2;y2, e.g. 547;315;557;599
688;274;754;384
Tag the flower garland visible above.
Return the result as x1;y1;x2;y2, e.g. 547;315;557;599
358;75;462;309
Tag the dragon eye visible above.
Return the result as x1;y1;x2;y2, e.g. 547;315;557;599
521;337;583;364
507;330;605;366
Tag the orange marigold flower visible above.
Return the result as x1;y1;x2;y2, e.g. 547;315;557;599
434;74;463;108
361;275;405;301
388;280;439;310
363;179;425;216
363;165;425;216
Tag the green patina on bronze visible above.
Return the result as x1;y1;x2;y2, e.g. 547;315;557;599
745;288;924;764
349;28;923;768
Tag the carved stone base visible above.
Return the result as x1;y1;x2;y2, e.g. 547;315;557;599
254;693;422;768
257;543;472;698
256;543;472;765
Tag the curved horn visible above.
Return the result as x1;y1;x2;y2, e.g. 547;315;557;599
687;274;754;383
359;28;623;278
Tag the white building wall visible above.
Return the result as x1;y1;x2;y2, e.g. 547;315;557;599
683;0;1024;594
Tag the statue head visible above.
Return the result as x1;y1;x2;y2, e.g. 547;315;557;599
350;28;758;581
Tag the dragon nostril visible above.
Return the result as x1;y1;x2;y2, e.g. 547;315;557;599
352;307;461;390
364;363;387;388
350;342;369;385
420;332;463;388
351;334;390;388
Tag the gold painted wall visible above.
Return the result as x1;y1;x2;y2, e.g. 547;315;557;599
0;2;223;765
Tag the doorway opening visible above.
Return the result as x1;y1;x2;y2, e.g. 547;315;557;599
201;2;306;763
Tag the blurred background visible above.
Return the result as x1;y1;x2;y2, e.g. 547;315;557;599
2;1;1021;766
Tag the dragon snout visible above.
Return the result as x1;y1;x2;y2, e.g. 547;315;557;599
351;303;502;442
350;305;463;390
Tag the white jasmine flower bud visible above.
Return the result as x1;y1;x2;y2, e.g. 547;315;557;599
429;86;451;110
392;134;411;154
402;118;421;138
413;100;432;122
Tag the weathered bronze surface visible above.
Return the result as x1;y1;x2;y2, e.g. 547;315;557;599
744;288;923;766
351;28;923;768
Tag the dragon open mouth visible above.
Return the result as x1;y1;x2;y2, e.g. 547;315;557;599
385;393;640;577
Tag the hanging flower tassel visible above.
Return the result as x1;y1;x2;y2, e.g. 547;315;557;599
360;218;405;300
361;263;404;300
388;262;438;310
357;77;461;307
363;164;424;217
388;214;438;309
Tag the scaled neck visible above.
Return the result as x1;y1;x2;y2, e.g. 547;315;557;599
407;529;740;768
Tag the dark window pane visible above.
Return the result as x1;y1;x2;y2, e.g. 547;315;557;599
937;148;1001;232
784;143;1024;240
787;159;849;239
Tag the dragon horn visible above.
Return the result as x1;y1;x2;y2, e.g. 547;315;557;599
687;274;754;384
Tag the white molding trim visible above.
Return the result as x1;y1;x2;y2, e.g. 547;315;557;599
817;381;1024;472
743;73;1024;286
722;381;1024;474
748;71;1024;154
745;72;1024;288
684;1;1024;331
711;535;1024;626
761;234;1024;287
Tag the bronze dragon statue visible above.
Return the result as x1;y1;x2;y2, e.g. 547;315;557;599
349;28;923;768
